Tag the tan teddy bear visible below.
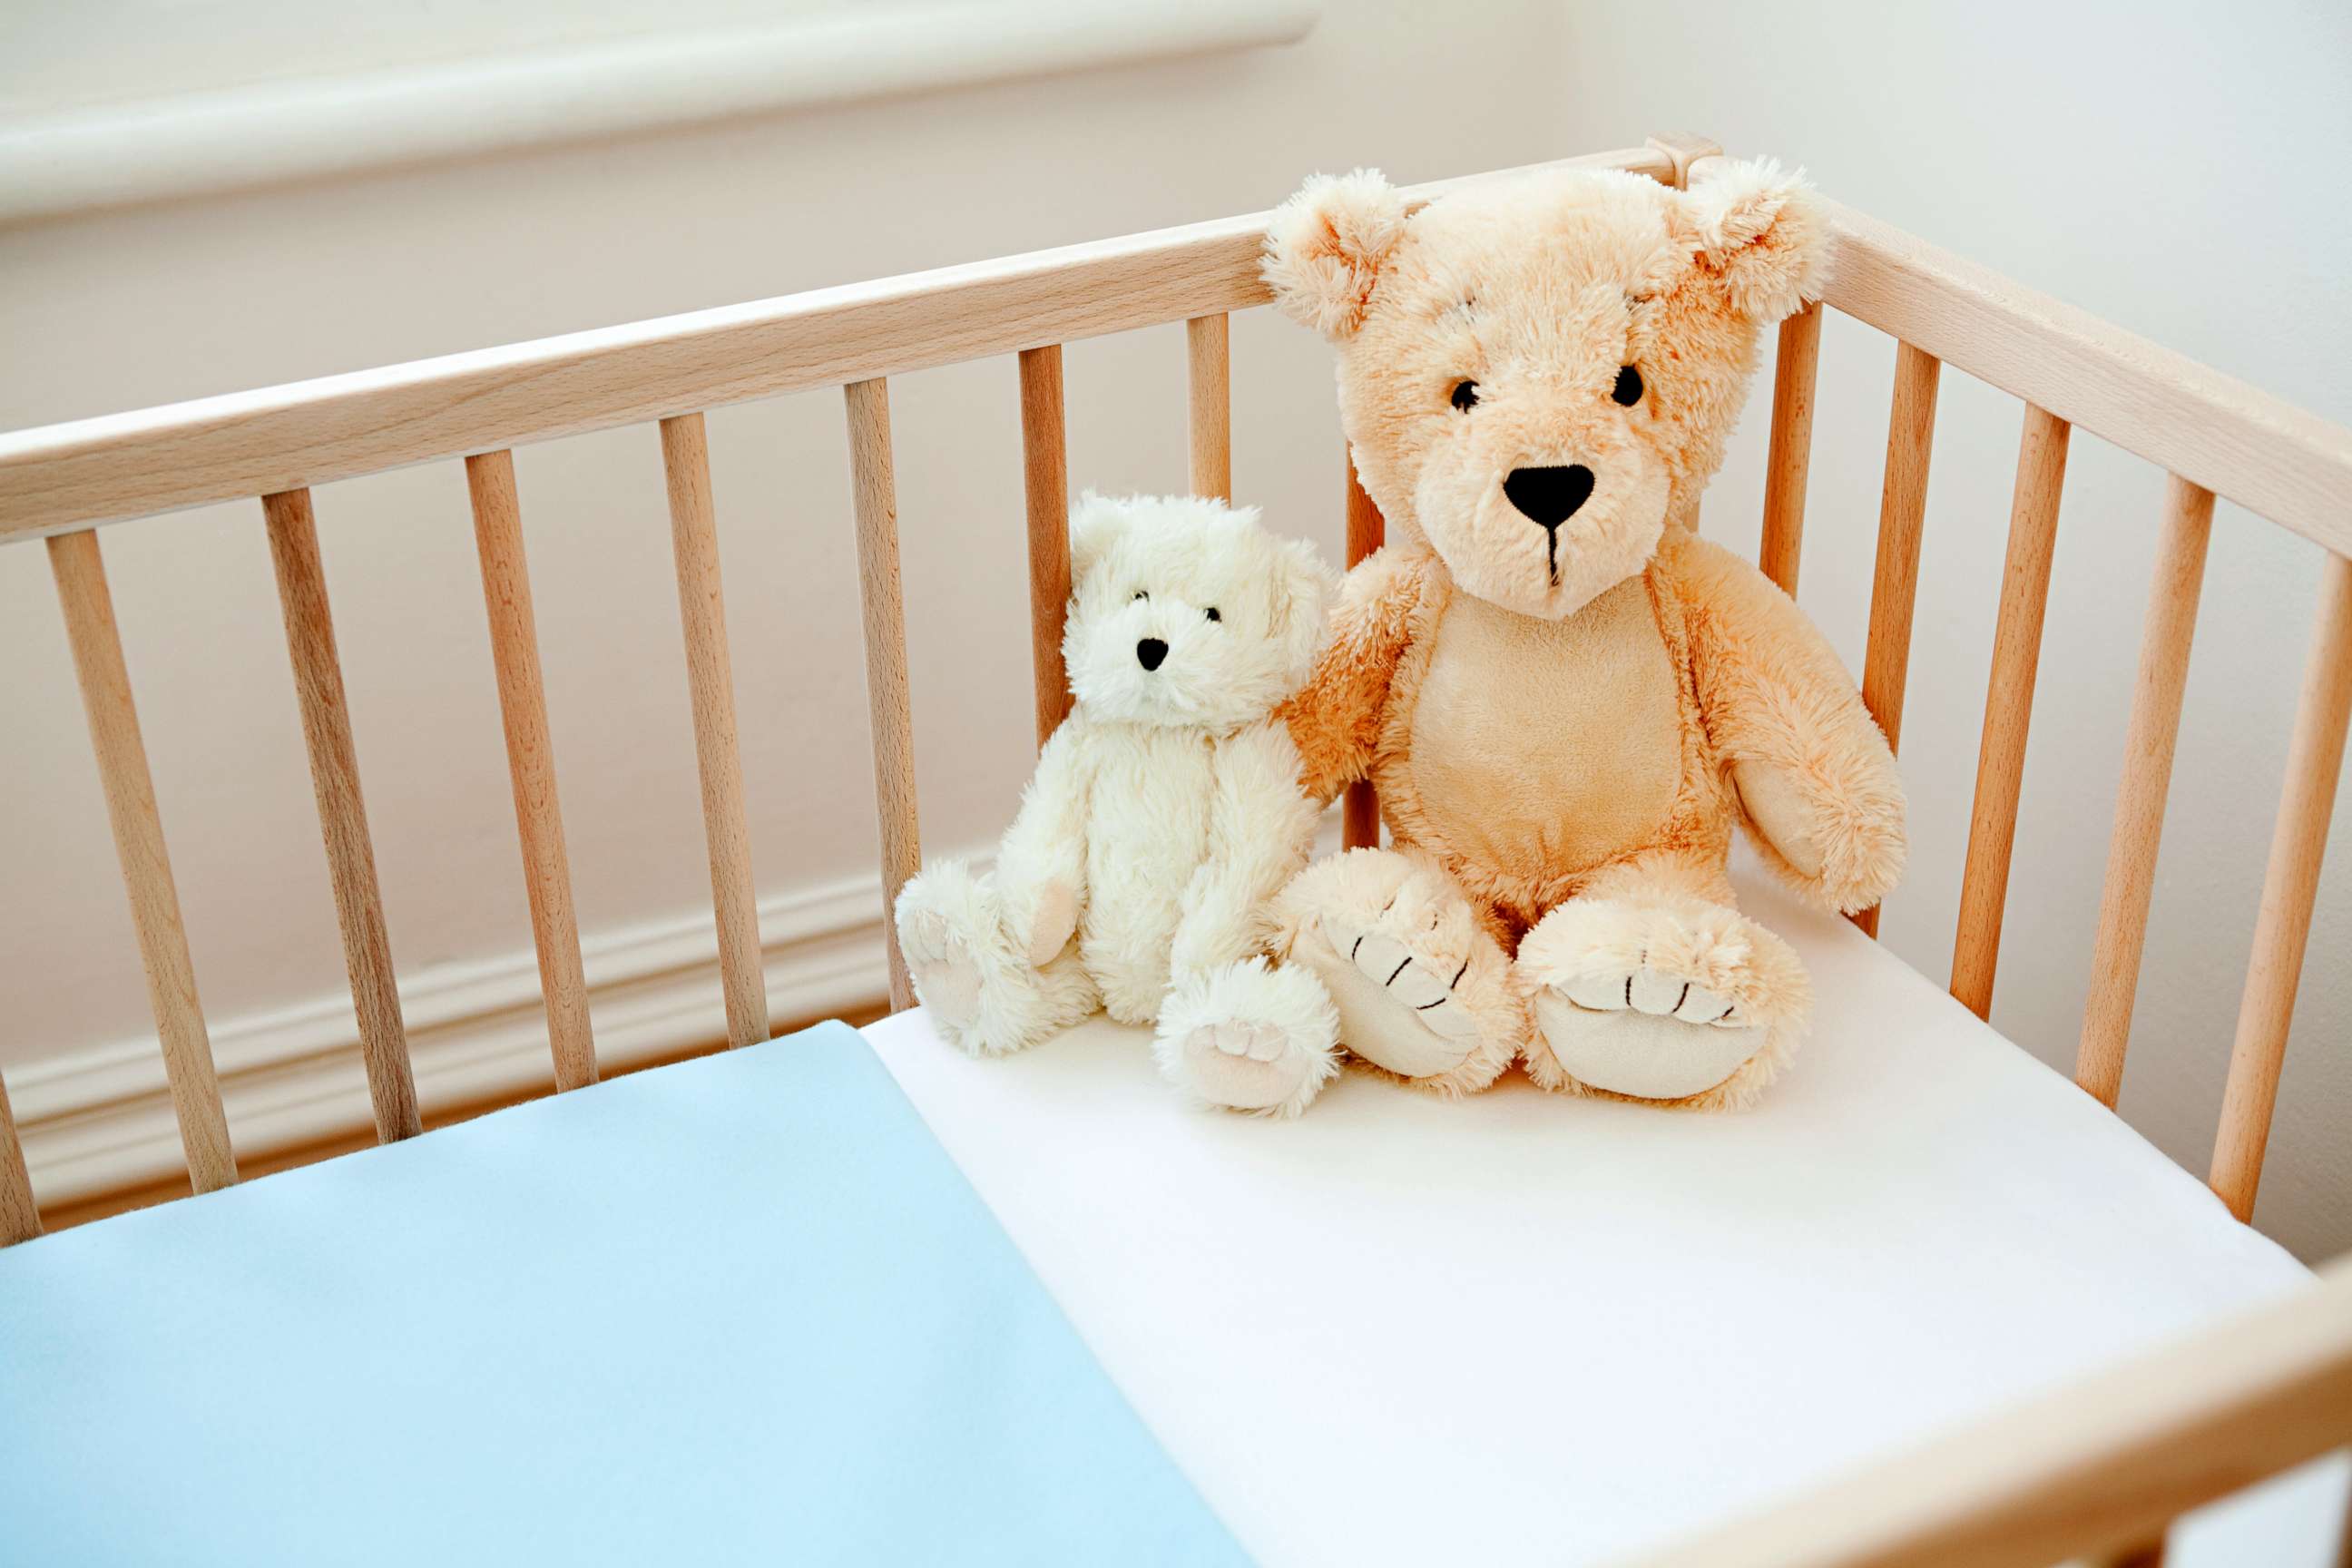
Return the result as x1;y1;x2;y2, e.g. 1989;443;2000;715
1259;158;1906;1112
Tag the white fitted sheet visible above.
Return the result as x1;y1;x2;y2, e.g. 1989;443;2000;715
864;862;2350;1567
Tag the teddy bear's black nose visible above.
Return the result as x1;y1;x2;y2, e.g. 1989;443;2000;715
1136;638;1169;671
1504;464;1596;529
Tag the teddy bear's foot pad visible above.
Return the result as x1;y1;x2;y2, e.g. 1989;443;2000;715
1156;959;1339;1118
1303;916;1485;1079
1531;995;1769;1102
1176;1026;1317;1113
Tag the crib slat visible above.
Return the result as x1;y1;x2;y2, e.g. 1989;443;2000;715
845;379;922;1014
1343;446;1385;852
1187;313;1232;503
466;450;597;1091
1018;346;1073;749
0;1070;42;1243
2210;550;2352;1223
261;490;422;1141
2099;1534;2169;1568
46;528;240;1191
2075;476;2215;1108
1758;301;1823;597
656;415;769;1051
1949;405;2071;1020
1852;342;1943;938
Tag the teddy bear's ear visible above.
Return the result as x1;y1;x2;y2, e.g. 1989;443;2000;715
1262;170;1410;340
1672;159;1828;323
1067;491;1132;583
1267;532;1337;684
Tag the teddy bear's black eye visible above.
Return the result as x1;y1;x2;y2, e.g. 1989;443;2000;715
1204;607;1220;622
1450;380;1480;412
1612;365;1644;407
1132;590;1149;602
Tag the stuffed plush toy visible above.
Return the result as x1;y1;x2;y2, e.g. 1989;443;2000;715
1255;159;1906;1112
894;494;1342;1116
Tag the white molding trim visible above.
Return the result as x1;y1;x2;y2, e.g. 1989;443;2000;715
10;863;906;1210
13;812;1347;1210
0;0;1319;225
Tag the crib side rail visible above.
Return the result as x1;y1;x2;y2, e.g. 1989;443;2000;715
1716;152;2352;1240
1816;201;2352;560
1613;1253;2352;1568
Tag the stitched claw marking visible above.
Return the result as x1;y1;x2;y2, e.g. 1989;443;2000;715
1323;922;1483;1042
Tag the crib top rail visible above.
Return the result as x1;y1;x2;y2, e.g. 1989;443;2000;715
0;148;1681;544
1818;200;2352;558
3;148;2348;559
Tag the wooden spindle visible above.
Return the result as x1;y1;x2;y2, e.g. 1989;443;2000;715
657;415;769;1051
1852;342;1943;937
2075;476;2215;1107
1187;313;1232;503
2101;1533;2169;1568
466;450;596;1091
1018;346;1073;749
845;379;922;1013
1343;446;1385;852
46;528;239;1191
1758;301;1823;597
1644;132;1723;191
261;489;422;1142
1950;405;2071;1019
0;1071;42;1245
2210;550;2352;1222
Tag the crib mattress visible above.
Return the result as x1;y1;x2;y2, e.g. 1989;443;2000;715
864;862;2352;1567
0;1023;1247;1567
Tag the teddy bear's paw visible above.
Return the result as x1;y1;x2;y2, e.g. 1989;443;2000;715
1155;959;1340;1119
899;906;985;1034
1516;895;1810;1107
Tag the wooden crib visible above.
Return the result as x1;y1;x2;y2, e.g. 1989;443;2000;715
2;135;2347;1568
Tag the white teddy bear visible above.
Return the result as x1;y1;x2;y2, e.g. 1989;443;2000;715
892;493;1342;1116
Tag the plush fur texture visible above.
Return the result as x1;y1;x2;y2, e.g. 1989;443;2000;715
893;495;1345;1115
1261;160;1904;1111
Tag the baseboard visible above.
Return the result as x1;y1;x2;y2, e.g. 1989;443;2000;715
14;811;1350;1211
10;864;906;1210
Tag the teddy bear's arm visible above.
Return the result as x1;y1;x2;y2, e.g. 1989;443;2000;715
1171;722;1325;979
1278;546;1427;804
994;717;1095;965
1671;534;1907;915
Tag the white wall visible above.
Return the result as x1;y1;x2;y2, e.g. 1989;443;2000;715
1552;0;2351;1260
4;0;2346;1259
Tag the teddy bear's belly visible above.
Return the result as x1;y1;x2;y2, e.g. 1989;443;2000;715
1080;728;1213;1017
1405;578;1683;881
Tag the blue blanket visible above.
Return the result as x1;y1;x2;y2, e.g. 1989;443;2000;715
0;1023;1248;1566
